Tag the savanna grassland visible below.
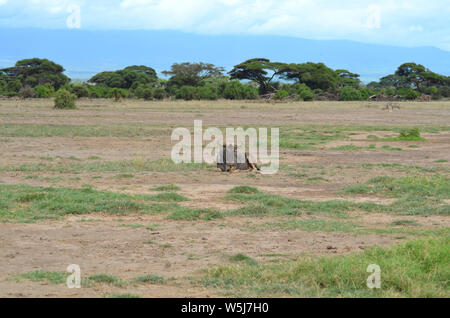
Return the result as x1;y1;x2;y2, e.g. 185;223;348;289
0;98;449;298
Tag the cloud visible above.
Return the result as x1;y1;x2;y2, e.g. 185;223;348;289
0;0;449;50
0;0;7;5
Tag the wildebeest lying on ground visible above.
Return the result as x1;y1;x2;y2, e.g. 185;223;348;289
217;144;259;172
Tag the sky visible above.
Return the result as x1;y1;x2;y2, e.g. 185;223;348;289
0;0;449;51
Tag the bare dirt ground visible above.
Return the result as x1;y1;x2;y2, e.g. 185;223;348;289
0;99;449;297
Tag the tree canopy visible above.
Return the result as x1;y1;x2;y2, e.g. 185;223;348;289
280;62;339;90
162;62;225;87
89;65;157;89
0;58;70;90
228;58;287;94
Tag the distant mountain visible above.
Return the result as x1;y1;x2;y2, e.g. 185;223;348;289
1;28;449;83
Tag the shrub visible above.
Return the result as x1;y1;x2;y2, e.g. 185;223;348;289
54;89;77;109
175;85;198;100
153;88;165;100
397;88;420;100
71;84;89;98
223;81;257;100
34;83;55;98
142;88;153;100
297;83;314;101
274;89;289;100
197;85;218;100
339;86;364;101
19;86;35;98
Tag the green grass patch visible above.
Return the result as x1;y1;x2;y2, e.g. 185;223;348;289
390;219;421;227
0;158;212;173
331;145;365;151
264;219;361;233
132;274;165;285
151;184;181;192
167;206;223;221
228;186;259;194
150;192;188;202
229;253;258;266
226;192;378;218
115;173;135;179
376;128;426;142
86;274;125;287
342;175;449;216
0;185;192;222
203;237;450;297
0;123;173;138
10;271;68;284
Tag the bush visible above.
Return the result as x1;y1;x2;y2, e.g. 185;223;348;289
197;85;218;100
175;86;198;100
71;84;89;98
142;88;153;100
339;86;365;101
297;83;314;101
397;88;420;100
274;89;289;100
223;81;258;100
20;86;35;98
34;83;55;98
54;89;77;109
153;88;165;100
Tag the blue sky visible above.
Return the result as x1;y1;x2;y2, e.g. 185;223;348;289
0;0;449;51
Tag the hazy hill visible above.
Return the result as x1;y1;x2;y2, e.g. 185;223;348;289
1;28;449;83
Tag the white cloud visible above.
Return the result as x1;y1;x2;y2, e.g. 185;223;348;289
0;0;7;5
0;0;449;50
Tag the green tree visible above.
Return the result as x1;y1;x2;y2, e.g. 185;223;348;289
336;69;361;88
0;58;69;90
280;62;338;91
89;65;157;89
163;62;225;87
229;58;286;95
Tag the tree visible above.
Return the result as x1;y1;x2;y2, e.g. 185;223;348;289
124;65;157;79
89;65;157;89
280;62;338;91
0;58;70;90
163;62;225;87
395;63;427;89
229;58;286;95
335;69;361;88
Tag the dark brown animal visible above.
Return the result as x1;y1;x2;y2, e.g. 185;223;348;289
217;144;259;172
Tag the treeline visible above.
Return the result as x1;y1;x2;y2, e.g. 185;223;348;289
0;58;449;102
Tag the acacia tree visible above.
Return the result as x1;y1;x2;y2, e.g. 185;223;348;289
162;62;225;87
228;58;286;95
335;69;361;88
89;65;157;89
279;62;338;91
0;58;70;90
